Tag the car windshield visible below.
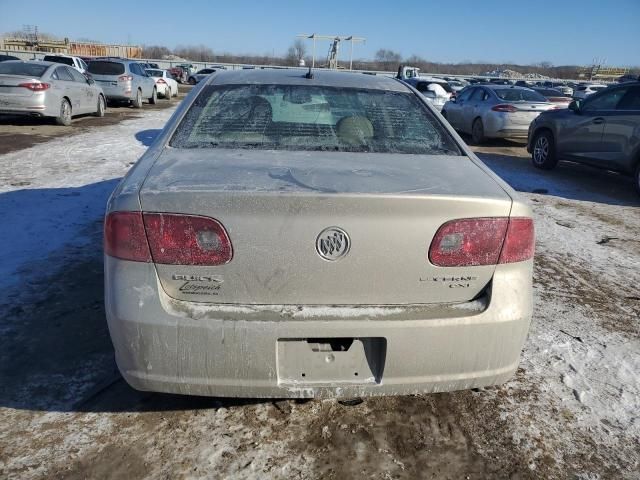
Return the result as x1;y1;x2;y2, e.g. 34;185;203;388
87;61;125;75
43;56;74;66
495;88;547;102
146;69;163;77
171;84;461;155
0;62;48;77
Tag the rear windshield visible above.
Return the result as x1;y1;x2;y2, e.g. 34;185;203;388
43;56;74;66
0;62;48;77
495;88;547;102
146;69;163;77
87;61;125;75
170;84;461;155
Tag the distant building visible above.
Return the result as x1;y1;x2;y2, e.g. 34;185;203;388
1;36;142;58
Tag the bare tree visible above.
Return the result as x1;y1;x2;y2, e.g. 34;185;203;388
142;45;172;59
285;39;307;66
374;48;402;64
174;44;215;62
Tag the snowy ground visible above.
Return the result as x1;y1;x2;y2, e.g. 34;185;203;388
0;110;638;479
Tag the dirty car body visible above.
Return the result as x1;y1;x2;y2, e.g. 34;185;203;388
104;69;534;398
0;60;104;120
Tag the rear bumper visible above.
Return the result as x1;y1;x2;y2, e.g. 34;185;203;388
484;112;539;139
0;93;53;116
98;84;134;101
105;257;533;398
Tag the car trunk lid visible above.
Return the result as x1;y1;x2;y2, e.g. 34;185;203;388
139;149;513;305
0;75;40;97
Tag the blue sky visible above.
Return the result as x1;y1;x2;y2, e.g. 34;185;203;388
1;0;638;66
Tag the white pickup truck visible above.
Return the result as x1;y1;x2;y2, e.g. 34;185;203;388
396;65;453;111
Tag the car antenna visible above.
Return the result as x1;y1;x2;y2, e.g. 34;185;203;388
304;66;314;79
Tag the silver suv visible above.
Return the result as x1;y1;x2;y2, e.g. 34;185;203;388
86;58;157;107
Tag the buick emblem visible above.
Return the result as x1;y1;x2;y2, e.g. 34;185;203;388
316;227;350;261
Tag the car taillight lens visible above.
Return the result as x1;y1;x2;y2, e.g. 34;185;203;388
499;217;535;264
19;82;50;91
104;212;152;262
118;75;133;82
429;217;534;267
143;213;232;266
157;78;166;84
491;104;518;112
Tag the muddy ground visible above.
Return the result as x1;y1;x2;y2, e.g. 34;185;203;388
0;101;638;479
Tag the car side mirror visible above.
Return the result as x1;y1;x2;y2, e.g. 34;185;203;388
568;100;581;113
450;96;457;103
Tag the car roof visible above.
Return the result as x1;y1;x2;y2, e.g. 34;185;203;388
205;68;409;92
481;84;530;90
1;60;58;67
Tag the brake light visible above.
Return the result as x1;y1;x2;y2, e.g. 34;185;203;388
499;218;535;264
104;212;152;262
118;75;133;82
428;217;534;267
143;213;232;266
491;104;518;112
157;78;166;84
18;82;50;91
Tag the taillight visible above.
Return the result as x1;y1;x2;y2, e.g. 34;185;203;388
104;212;152;262
143;213;232;266
118;75;133;82
499;218;535;264
429;217;534;267
491;104;518;112
157;78;166;84
18;82;50;91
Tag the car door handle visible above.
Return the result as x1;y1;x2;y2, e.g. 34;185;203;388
592;118;605;125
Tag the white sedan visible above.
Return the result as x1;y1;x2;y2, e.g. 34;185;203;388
145;69;179;99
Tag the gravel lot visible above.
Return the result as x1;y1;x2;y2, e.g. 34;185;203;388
0;97;638;479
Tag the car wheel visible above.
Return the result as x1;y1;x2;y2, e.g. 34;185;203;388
149;87;157;105
165;87;172;100
188;77;196;85
634;162;640;196
531;130;558;170
132;89;143;108
471;118;485;144
94;95;105;117
55;98;72;126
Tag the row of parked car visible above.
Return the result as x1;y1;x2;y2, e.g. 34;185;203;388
428;79;640;195
0;55;181;125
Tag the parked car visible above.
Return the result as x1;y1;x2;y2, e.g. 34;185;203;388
104;69;535;398
168;66;188;83
86;59;157;107
0;54;20;62
145;68;179;99
573;84;607;99
528;82;640;195
556;85;574;97
447;79;468;94
515;80;536;88
0;60;105;125
177;63;197;74
530;88;572;108
187;67;220;85
442;85;555;143
43;54;88;74
412;80;452;111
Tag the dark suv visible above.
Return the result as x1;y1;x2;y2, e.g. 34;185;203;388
528;82;640;195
